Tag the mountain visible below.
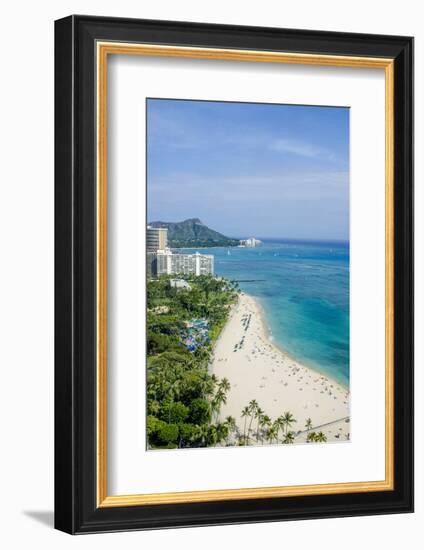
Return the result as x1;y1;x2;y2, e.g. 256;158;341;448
149;218;239;248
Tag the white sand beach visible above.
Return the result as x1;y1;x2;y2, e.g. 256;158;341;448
211;293;350;444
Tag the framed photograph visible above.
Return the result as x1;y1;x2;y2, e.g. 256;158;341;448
54;15;413;534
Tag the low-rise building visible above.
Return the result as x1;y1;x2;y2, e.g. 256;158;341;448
169;279;191;290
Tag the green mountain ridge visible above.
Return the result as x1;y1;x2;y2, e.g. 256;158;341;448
149;218;239;248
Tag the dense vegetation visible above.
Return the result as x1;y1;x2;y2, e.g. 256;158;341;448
149;218;239;248
146;274;333;449
146;274;239;449
237;403;330;445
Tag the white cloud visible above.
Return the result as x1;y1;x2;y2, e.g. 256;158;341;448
269;138;327;158
149;170;349;202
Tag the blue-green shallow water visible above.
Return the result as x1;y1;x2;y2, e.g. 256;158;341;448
180;240;349;387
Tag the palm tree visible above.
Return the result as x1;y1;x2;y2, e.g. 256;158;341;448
241;406;250;442
224;416;237;445
255;407;264;442
210;399;219;423
283;431;295;444
219;377;231;393
314;431;327;443
275;416;286;442
200;376;215;399
247;400;259;441
225;415;236;429
281;411;296;435
267;422;279;444
196;424;210;447
212;389;227;422
306;431;327;443
215;422;229;446
259;415;272;444
238;434;248;446
217;388;228;407
305;417;313;434
248;399;259;413
207;425;219;447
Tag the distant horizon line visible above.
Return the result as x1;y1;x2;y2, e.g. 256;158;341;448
232;236;349;244
147;220;348;244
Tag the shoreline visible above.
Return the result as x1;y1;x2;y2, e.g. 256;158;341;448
211;292;350;444
253;295;349;391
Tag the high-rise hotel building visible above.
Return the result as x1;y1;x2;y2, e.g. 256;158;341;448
146;226;168;252
146;226;168;278
156;250;214;277
146;226;214;278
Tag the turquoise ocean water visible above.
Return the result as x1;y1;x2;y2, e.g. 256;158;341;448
181;240;349;387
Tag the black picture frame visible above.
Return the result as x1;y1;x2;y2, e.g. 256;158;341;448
55;14;414;534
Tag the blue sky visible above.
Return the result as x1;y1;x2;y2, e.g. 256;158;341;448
147;99;349;240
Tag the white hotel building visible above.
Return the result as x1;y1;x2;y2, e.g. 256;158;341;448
146;226;214;277
156;249;214;277
239;237;262;247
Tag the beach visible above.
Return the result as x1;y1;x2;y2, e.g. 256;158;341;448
211;293;350;444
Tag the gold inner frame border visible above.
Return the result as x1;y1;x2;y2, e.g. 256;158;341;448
96;42;395;508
